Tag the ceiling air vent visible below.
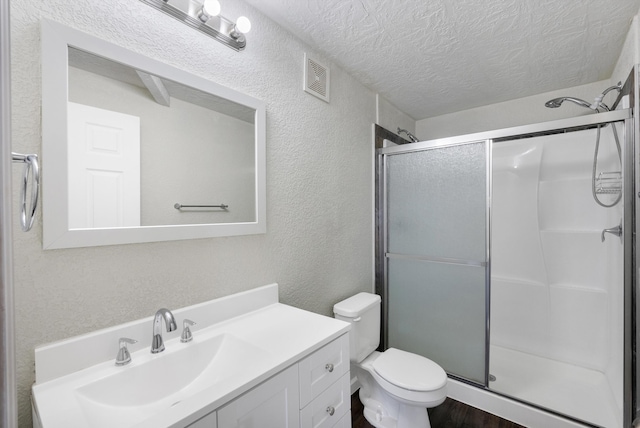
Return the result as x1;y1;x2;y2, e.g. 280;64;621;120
304;53;330;103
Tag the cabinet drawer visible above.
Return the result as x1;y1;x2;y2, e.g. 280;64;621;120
299;334;350;407
300;372;350;428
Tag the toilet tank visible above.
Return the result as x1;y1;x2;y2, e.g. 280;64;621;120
333;293;381;363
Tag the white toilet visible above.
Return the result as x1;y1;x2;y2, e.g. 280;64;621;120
333;292;447;428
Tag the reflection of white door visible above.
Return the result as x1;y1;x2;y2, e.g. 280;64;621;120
68;102;141;229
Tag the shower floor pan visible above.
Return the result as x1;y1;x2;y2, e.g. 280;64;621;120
489;345;620;428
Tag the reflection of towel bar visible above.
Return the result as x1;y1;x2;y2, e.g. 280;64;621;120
174;203;228;210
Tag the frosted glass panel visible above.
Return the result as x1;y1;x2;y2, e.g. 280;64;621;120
388;258;486;383
387;143;486;261
385;141;488;384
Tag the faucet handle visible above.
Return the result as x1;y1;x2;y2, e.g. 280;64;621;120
115;337;137;366
181;319;196;343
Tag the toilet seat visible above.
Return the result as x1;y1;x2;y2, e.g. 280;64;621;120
373;348;447;391
370;348;447;405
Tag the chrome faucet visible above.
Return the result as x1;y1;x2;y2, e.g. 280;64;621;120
601;221;622;242
151;308;177;354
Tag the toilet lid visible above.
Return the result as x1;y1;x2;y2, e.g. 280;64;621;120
372;348;447;392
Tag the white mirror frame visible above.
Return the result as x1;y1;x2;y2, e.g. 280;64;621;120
41;19;266;249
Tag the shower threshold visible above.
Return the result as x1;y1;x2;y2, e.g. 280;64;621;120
488;345;620;428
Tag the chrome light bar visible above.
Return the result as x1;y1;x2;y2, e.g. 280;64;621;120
139;0;251;51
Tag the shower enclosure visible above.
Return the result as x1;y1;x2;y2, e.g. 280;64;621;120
376;108;634;428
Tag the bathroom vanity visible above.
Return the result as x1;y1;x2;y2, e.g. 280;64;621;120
31;284;351;428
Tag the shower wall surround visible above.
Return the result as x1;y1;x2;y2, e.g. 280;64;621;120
10;0;375;425
491;130;624;419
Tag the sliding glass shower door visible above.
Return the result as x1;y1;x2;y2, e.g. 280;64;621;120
383;141;489;385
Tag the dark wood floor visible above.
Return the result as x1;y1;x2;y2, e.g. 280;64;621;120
351;392;527;428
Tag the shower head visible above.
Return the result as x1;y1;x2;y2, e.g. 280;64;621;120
546;83;622;113
544;97;595;110
397;127;419;143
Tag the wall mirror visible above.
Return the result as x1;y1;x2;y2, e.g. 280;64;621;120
41;19;266;249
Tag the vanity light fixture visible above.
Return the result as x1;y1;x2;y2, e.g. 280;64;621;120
140;0;251;51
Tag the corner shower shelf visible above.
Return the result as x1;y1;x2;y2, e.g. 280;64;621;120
595;171;621;195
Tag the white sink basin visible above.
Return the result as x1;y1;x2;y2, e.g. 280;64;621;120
74;333;273;427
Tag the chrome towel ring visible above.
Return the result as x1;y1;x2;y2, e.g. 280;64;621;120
12;152;39;232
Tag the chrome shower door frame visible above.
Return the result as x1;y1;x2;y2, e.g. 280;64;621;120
623;111;635;428
631;65;640;428
375;108;634;427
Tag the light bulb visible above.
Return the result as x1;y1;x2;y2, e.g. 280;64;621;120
203;0;221;16
235;16;251;34
199;0;221;21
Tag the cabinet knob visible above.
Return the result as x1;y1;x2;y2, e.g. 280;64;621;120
325;363;334;373
326;406;335;416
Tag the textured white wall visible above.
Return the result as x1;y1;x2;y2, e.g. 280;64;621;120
10;1;375;425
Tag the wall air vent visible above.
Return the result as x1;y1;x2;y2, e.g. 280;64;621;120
303;53;330;103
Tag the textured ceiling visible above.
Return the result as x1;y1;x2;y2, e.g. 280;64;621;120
243;0;640;119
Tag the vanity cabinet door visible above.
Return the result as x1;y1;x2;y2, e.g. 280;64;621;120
186;411;217;427
217;365;300;428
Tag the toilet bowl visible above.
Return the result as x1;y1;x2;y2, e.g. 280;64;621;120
334;293;447;428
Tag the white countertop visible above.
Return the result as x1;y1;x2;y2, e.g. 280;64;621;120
31;284;350;427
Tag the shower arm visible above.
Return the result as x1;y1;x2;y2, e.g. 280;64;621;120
397;128;419;143
591;82;622;111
